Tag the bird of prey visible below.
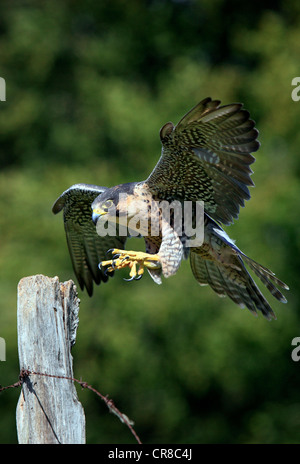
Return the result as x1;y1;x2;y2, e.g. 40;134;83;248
53;97;288;319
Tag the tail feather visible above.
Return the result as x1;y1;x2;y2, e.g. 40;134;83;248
241;254;289;303
209;261;253;311
202;260;226;296
190;247;287;320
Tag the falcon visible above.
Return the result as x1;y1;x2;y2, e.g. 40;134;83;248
53;97;288;319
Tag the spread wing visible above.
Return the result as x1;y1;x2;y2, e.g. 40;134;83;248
145;97;260;225
52;183;126;296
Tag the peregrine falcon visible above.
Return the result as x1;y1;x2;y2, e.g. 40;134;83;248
53;97;288;319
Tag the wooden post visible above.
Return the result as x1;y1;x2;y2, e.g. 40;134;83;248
16;275;86;444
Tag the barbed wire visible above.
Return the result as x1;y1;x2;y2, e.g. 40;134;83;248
0;368;142;444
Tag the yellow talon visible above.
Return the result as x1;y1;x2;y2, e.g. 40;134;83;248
100;249;161;281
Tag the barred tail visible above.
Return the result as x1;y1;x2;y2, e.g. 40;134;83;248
190;250;288;320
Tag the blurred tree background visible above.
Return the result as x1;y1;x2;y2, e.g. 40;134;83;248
0;0;300;444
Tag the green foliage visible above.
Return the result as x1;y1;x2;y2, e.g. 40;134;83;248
1;0;300;444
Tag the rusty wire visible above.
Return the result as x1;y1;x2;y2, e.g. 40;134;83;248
0;369;142;444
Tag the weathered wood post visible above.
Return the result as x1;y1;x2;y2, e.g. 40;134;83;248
16;275;86;444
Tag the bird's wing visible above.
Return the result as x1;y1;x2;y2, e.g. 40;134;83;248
52;183;126;296
145;97;259;225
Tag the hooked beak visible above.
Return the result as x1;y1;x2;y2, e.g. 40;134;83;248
92;209;107;225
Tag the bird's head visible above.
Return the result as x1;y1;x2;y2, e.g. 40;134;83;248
91;182;140;226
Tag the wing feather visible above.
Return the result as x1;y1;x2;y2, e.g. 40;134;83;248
52;183;126;295
145;98;260;225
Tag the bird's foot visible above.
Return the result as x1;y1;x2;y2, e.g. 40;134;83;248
100;249;161;281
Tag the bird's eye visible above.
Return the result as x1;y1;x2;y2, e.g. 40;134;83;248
102;199;113;211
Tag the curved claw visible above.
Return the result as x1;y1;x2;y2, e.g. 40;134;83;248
99;261;113;276
123;272;143;282
99;261;108;272
111;259;119;270
123;275;136;282
103;267;110;277
98;261;107;271
106;248;114;256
